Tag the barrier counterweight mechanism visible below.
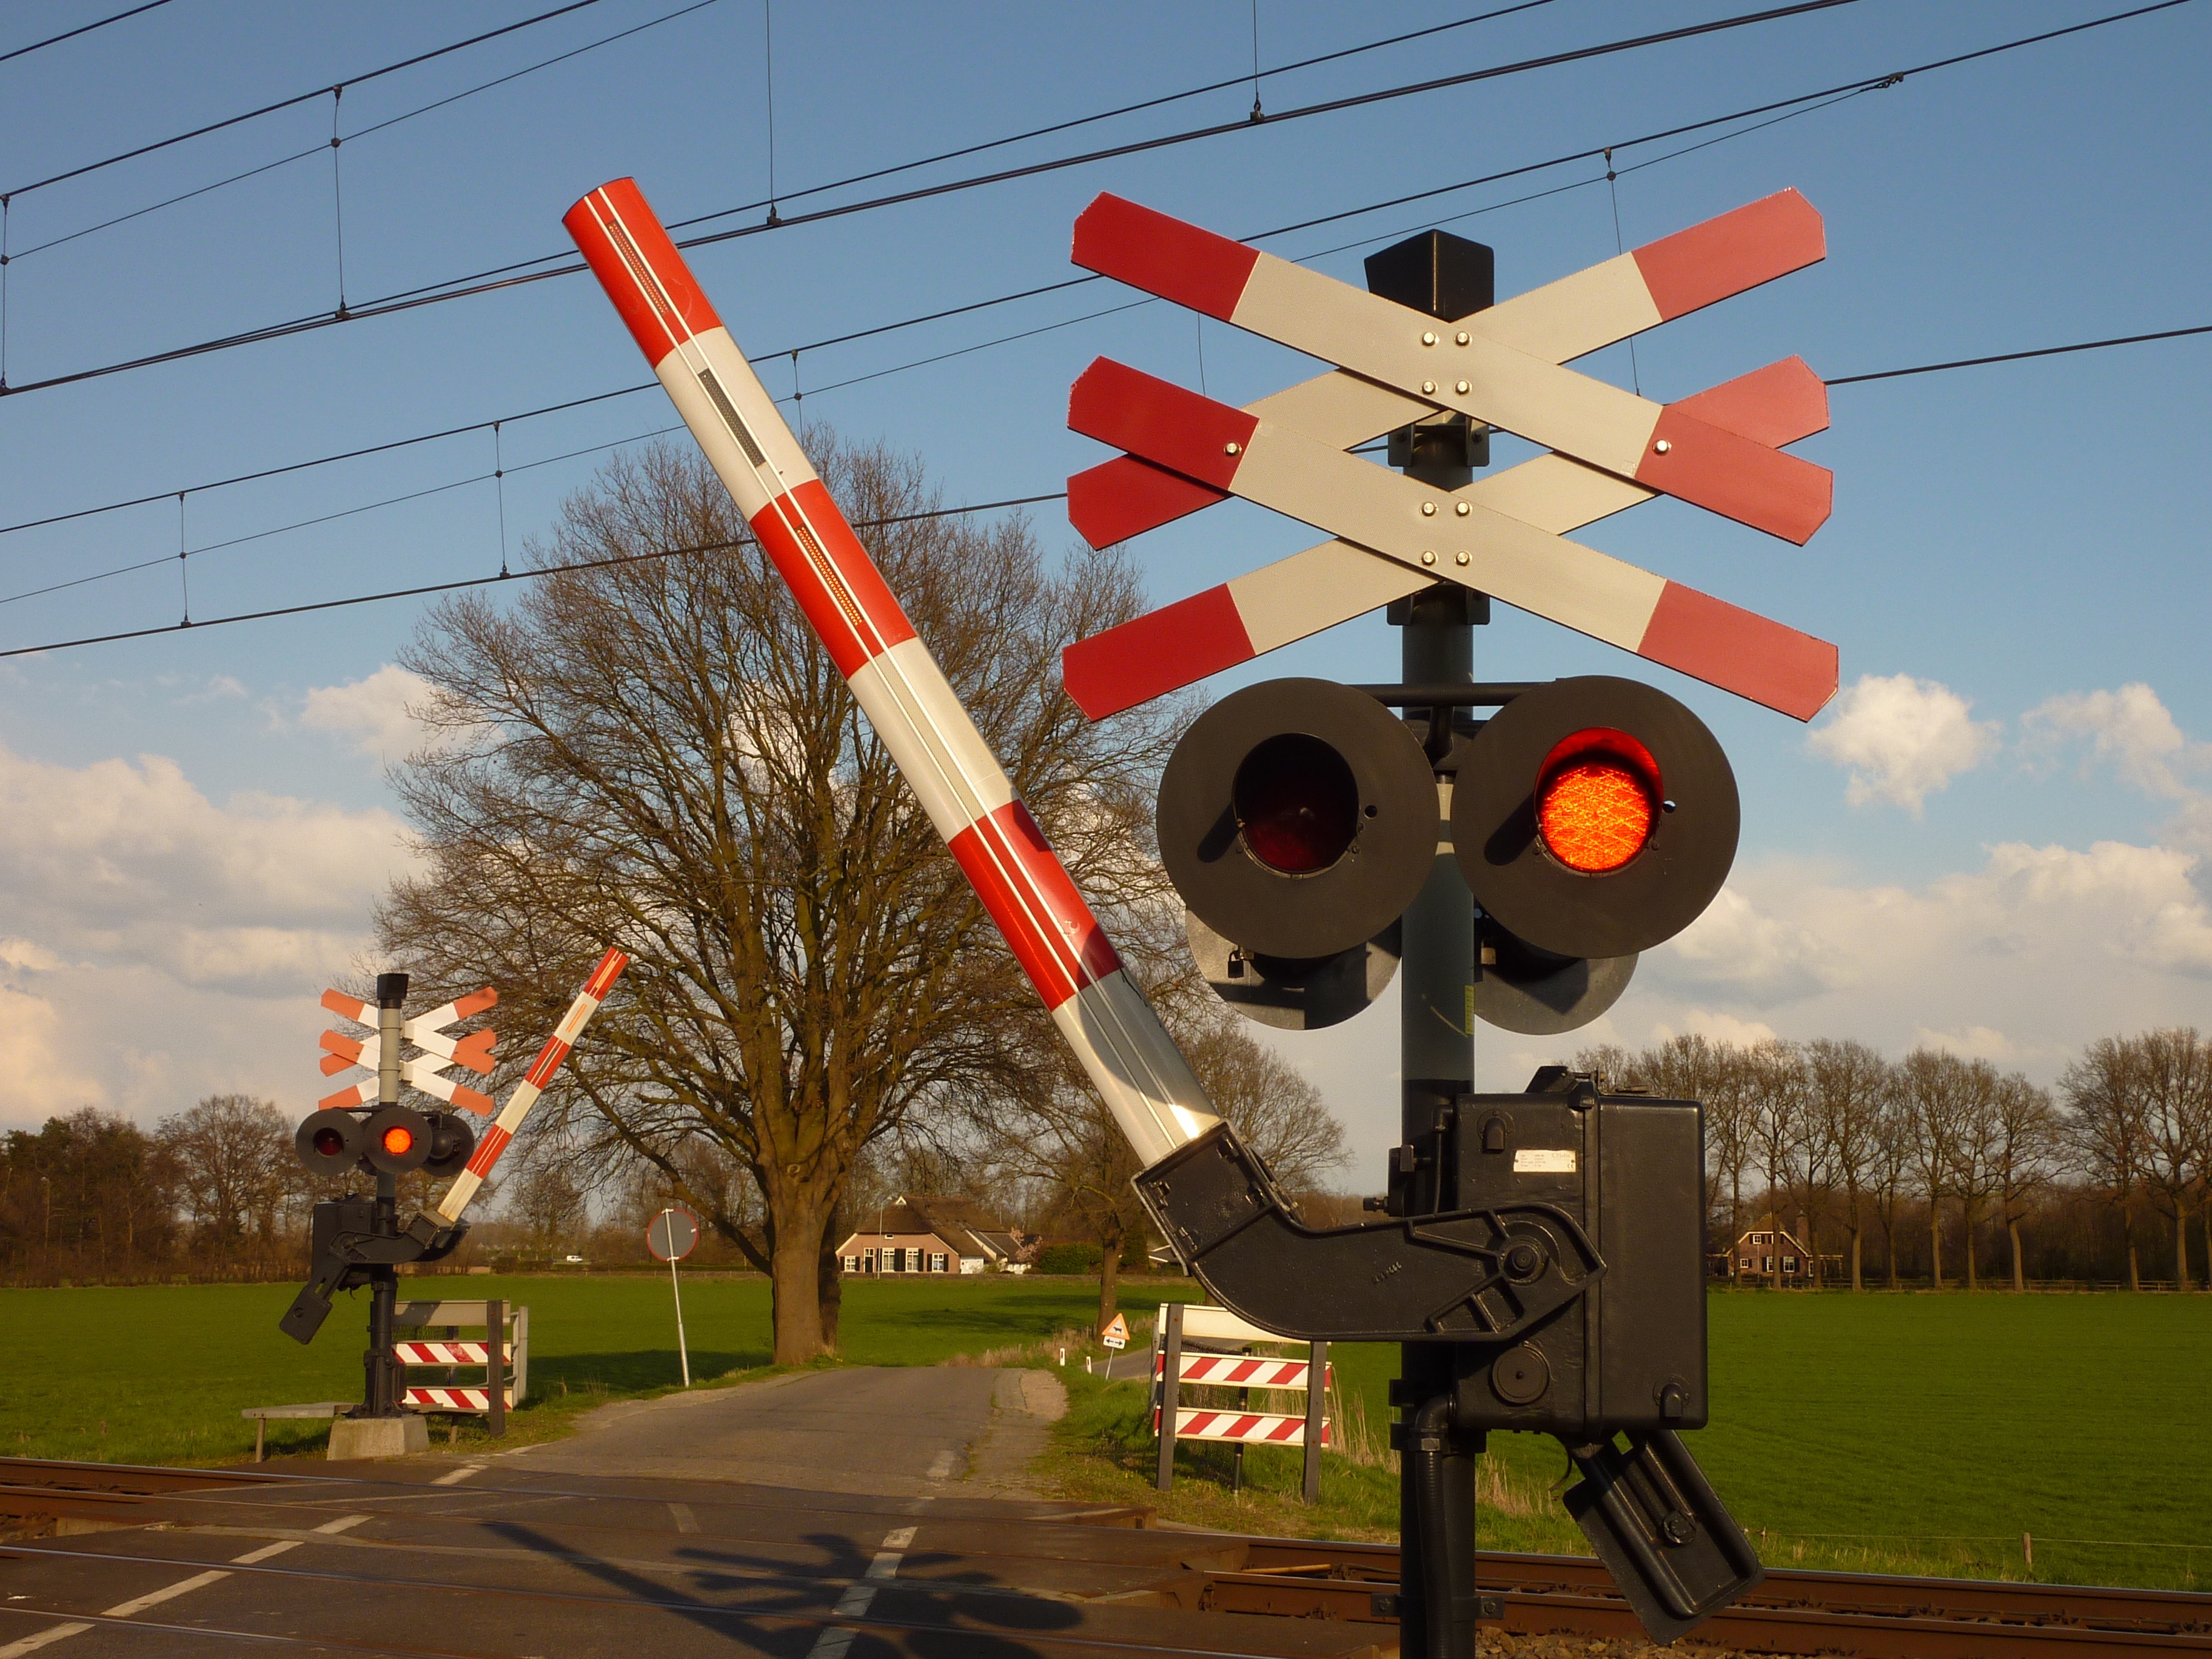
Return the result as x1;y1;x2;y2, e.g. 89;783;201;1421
564;177;1835;1657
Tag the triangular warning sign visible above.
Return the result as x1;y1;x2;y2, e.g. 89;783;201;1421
1101;1312;1130;1350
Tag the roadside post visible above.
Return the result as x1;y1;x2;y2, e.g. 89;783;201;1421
646;1206;699;1387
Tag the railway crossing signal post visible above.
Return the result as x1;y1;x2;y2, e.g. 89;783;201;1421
1377;232;1490;1657
563;178;1833;1657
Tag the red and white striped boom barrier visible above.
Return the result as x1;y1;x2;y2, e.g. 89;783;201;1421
563;178;1218;1170
434;948;629;1225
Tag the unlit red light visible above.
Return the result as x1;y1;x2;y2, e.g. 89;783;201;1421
1538;757;1655;873
381;1125;415;1156
313;1127;346;1157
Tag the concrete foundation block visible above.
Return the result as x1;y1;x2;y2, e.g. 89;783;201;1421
327;1413;429;1460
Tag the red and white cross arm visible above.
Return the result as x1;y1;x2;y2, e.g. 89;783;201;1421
1068;189;1829;546
1065;358;1830;719
1070;358;1838;722
320;1059;494;1117
434;948;629;1224
1072;192;1831;545
562;177;1219;1170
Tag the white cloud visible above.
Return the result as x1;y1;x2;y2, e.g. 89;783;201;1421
2022;683;2212;800
1911;1024;2016;1061
1807;673;2000;815
0;739;418;1128
299;664;444;763
1651;1010;1780;1050
1663;886;1842;1005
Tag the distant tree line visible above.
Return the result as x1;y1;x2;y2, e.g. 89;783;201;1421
1577;1028;2211;1291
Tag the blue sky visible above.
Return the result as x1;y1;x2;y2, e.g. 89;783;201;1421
1;0;2207;1176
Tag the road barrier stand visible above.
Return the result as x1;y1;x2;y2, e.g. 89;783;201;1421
1152;1303;1330;1503
391;1298;526;1437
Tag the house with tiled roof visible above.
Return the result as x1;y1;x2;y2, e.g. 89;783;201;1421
833;1195;1037;1276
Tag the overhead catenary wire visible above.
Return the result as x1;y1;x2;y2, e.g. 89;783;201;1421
0;0;174;67
1;0;615;199
5;0;722;264
0;0;1891;402
0;492;1070;659
5;311;2208;659
0;0;2167;546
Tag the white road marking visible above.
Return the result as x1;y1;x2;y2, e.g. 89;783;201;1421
0;1513;375;1653
806;1524;916;1659
667;1503;700;1533
431;1464;485;1486
0;1625;94;1657
924;1449;954;1480
98;1569;231;1620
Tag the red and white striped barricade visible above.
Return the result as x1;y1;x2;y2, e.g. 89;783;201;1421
1056;190;1840;723
391;1299;528;1436
1152;1302;1330;1503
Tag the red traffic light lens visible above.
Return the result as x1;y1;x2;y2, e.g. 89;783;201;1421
1233;733;1360;874
1537;729;1659;874
312;1127;347;1157
380;1125;416;1156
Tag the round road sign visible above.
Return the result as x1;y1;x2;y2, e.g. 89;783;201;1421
646;1207;699;1262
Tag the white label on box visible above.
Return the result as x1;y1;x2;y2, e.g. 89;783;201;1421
1513;1148;1577;1173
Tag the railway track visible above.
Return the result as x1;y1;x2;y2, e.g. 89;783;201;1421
1;1456;2205;1658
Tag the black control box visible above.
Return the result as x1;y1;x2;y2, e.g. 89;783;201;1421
1446;1071;1706;1439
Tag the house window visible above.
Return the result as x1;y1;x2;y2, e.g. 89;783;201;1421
931;1253;948;1273
863;1250;876;1273
840;1255;858;1273
1739;1257;1752;1270
1761;1256;1772;1272
1783;1256;1799;1273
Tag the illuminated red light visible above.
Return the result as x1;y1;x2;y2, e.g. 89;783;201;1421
1536;729;1660;874
381;1125;416;1156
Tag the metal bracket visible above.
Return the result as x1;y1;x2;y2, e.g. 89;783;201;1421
1132;1122;1602;1342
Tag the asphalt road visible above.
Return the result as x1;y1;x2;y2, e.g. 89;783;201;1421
517;1364;1067;1497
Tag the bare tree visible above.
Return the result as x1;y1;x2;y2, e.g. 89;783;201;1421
2063;1036;2152;1289
2132;1029;2210;1289
1898;1049;1972;1288
1869;1085;1914;1287
1804;1038;1890;1291
1945;1057;2004;1292
1990;1071;2059;1292
1748;1041;1806;1287
379;434;1181;1362
156;1095;289;1258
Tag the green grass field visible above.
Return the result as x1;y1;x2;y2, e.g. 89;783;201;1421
0;1273;1197;1467
2;1279;2204;1587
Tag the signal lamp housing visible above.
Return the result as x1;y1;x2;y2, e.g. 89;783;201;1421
362;1104;432;1176
1158;677;1436;962
1453;677;1738;962
423;1111;478;1179
294;1107;366;1178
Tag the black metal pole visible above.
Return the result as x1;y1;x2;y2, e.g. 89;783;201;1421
1156;1301;1182;1492
1370;229;1493;1659
362;971;408;1419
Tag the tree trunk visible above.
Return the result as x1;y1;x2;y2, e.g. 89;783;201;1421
2175;1205;2191;1293
1962;1201;1980;1292
2009;1217;2025;1292
817;1224;843;1354
1800;1208;1817;1290
770;1196;831;1366
1849;1224;1863;1293
1096;1216;1123;1331
1928;1207;1943;1290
